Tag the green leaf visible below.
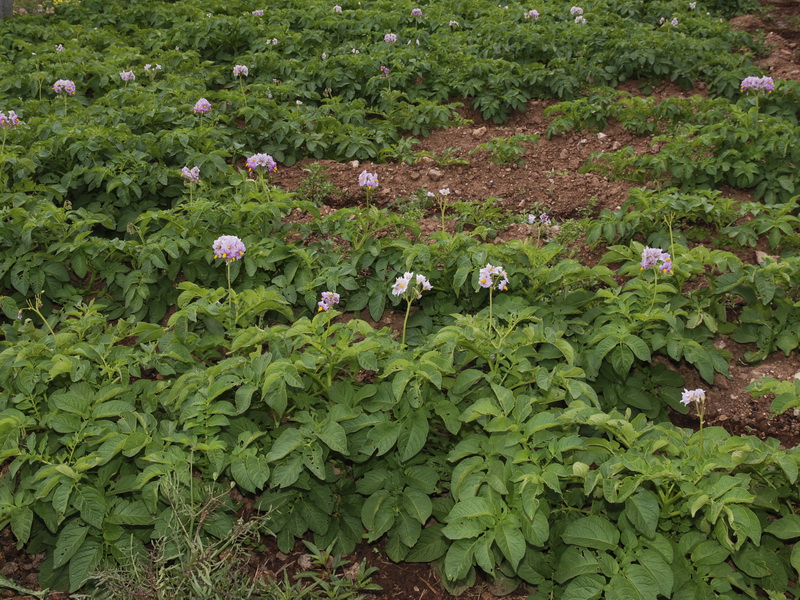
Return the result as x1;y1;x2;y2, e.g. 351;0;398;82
442;519;486;540
405;524;447;562
555;547;601;583
495;520;526;570
266;428;304;461
51;390;90;416
53;519;89;569
68;538;102;593
444;538;478;581
398;411;428;462
690;539;729;565
764;515;800;540
754;274;775;303
74;486;106;530
451;369;485;395
732;547;771;578
318;420;348;454
10;506;33;544
562;516;620;552
605;573;648;600
624;490;659;539
561;574;604;600
623;335;651;362
403;488;433;524
447;497;493;521
610;345;634;376
791;543;800;578
636;550;673;597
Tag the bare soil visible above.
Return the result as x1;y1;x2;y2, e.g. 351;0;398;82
2;1;799;598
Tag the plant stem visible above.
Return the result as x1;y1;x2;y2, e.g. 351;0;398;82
488;287;494;329
649;268;658;313
226;262;234;329
697;398;705;457
401;296;412;346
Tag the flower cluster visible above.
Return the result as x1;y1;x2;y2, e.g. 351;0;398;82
317;291;341;312
358;170;379;189
144;63;162;72
193;98;212;114
438;188;450;196
119;70;135;82
528;212;550;225
740;76;775;94
233;64;249;77
246;153;278;173
575;15;586;23
640;247;673;274
570;6;583;15
671;17;679;26
392;272;432;296
55;44;64;52
213;235;246;263
681;388;705;406
478;264;509;291
52;79;76;95
180;166;200;184
270;38;278;45
0;111;22;128
689;1;696;8
333;4;342;12
410;8;422;17
449;20;459;26
380;65;390;76
252;9;264;16
384;33;397;43
524;9;540;19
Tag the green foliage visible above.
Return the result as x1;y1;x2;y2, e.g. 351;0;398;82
745;377;800;417
1;0;800;598
470;133;539;165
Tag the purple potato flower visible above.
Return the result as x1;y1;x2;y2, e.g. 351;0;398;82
411;8;422;17
233;64;249;77
317;291;341;312
380;65;390;75
246;153;278;173
52;79;76;95
640;247;672;273
180;166;201;184
333;4;342;12
358;170;379;189
252;9;264;16
416;273;432;291
478;264;509;291
525;9;540;19
0;110;22;127
570;6;583;15
119;70;135;82
392;272;413;296
392;271;431;297
193;98;212;114
384;33;397;43
681;388;705;405
213;235;246;263
740;76;775;94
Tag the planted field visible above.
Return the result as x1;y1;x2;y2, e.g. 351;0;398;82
1;0;800;598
